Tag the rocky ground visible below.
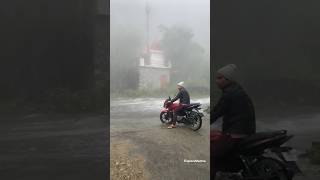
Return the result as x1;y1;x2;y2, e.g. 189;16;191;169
111;138;149;180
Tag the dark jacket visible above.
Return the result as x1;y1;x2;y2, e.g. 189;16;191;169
172;87;190;104
211;83;256;135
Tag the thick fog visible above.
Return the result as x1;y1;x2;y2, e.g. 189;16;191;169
111;0;210;49
110;0;210;96
212;2;320;177
0;0;107;112
213;0;320;114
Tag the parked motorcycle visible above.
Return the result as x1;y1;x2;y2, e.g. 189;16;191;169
160;96;204;131
211;129;302;180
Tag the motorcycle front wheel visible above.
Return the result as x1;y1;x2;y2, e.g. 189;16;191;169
160;112;172;124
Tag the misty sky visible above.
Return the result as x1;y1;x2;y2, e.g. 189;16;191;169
111;0;210;50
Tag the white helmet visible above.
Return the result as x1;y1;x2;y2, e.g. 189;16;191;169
177;81;184;87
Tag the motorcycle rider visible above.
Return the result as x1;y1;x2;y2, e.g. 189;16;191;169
167;81;190;129
211;64;256;179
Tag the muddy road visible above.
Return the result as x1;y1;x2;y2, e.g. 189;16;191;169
111;97;320;180
0;98;318;180
0;113;108;180
111;97;211;180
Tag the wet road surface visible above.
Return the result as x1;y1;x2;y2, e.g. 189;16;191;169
0;113;108;180
111;97;211;180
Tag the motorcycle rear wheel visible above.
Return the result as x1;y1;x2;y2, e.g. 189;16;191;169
189;114;202;131
251;158;291;180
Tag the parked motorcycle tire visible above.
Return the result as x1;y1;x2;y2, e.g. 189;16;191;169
251;157;291;180
160;112;172;124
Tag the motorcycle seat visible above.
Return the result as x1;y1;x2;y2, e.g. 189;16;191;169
185;103;201;107
238;130;287;146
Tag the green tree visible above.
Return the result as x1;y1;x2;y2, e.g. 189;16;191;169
160;25;209;88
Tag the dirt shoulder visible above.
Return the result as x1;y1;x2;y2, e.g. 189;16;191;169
110;116;210;180
111;138;149;180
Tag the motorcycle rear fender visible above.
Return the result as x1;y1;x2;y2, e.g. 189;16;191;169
271;146;293;153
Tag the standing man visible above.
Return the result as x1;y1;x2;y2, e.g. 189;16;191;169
168;81;190;129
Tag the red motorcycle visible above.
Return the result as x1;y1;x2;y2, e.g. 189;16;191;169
210;129;302;180
160;96;203;131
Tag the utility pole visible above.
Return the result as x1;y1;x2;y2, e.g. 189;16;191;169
145;1;151;64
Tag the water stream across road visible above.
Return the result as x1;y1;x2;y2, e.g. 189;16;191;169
110;97;210;133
